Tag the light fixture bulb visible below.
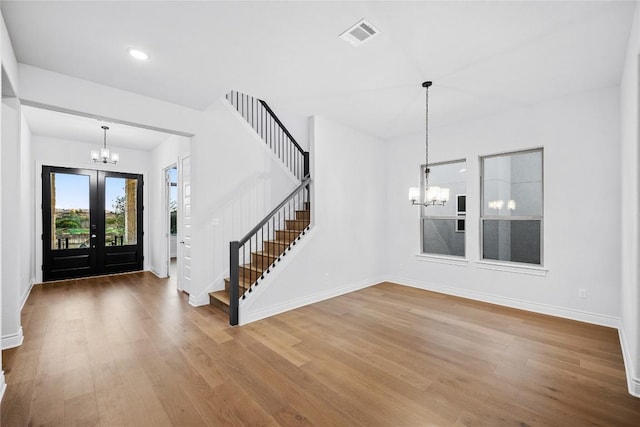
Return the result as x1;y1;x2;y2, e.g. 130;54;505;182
128;48;149;61
408;187;420;202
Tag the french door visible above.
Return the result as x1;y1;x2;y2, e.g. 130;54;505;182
42;166;143;281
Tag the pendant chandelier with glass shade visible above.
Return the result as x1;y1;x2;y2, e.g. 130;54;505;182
408;81;449;207
91;125;119;164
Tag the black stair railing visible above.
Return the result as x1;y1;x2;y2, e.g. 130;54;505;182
229;176;311;325
226;90;309;180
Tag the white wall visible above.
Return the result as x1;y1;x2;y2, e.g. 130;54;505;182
384;86;621;327
1;95;22;350
620;2;640;397
19;113;33;307
31;135;152;283
0;8;19;398
266;103;311;151
187;100;299;305
240;115;386;324
1;9;22;356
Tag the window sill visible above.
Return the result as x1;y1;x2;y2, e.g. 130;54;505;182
475;260;548;276
415;254;468;267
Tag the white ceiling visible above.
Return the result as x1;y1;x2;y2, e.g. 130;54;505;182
1;1;636;141
22;105;172;151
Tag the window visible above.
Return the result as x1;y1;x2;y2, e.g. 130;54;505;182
481;149;543;265
421;160;466;257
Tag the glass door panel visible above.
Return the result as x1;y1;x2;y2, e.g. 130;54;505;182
50;173;91;250
43;166;98;281
104;177;138;246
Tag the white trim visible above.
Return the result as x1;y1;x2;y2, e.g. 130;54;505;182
240;276;381;325
2;327;24;350
415;253;468;267
148;267;167;279
189;273;226;307
20;278;35;311
0;371;6;402
619;326;640;397
385;275;619;328
475;260;548;276
238;226;380;325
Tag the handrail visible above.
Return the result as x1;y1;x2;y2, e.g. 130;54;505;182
238;176;310;246
226;90;309;180
258;100;306;155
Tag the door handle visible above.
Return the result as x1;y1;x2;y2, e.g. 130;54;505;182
179;240;185;244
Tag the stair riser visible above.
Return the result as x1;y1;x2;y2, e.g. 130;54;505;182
295;210;310;221
276;230;301;244
251;254;277;269
223;278;252;294
209;296;230;313
238;265;264;284
264;241;288;254
285;220;310;231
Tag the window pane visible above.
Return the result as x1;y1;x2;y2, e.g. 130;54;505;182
105;177;138;246
421;161;466;217
483;150;542;217
422;218;465;257
482;220;541;265
51;172;90;250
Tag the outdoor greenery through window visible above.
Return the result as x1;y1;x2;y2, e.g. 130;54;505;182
105;177;138;246
421;160;466;257
50;173;90;250
481;148;543;265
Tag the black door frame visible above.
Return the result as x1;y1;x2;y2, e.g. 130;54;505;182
42;166;144;281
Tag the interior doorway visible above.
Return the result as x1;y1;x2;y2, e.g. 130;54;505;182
42;166;144;281
165;165;178;284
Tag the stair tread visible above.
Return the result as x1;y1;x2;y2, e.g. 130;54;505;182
240;263;264;272
252;250;279;258
223;276;253;284
209;290;230;306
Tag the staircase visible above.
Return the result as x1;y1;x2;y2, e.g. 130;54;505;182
210;91;311;325
209;201;310;312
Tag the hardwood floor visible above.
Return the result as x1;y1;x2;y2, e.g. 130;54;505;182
2;273;639;426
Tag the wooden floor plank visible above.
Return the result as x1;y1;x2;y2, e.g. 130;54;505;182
2;274;639;426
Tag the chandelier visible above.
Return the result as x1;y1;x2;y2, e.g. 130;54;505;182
408;81;449;207
91;125;119;164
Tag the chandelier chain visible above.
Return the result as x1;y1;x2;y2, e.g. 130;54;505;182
425;83;429;190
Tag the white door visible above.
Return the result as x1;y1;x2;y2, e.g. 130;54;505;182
179;156;192;294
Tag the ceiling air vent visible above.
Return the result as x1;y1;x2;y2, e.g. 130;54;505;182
339;19;380;47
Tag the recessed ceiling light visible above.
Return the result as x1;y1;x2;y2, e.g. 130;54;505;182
128;48;149;61
339;19;380;47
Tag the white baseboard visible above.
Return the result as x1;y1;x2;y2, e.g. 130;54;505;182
189;273;225;307
239;275;382;325
149;267;167;279
0;371;6;402
384;275;620;328
2;327;24;350
20;278;35;311
619;326;640;397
